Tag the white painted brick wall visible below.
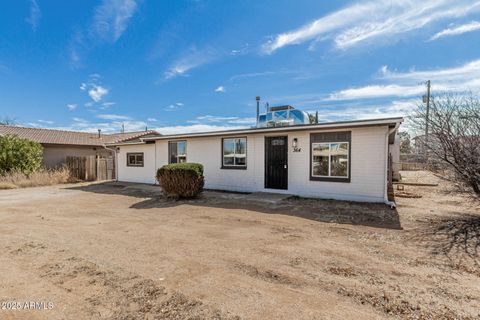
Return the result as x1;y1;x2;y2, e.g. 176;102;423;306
117;126;389;202
117;143;157;184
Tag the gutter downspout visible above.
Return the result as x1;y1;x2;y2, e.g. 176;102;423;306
102;145;118;182
384;123;400;209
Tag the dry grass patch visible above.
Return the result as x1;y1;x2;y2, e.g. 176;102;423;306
0;167;73;189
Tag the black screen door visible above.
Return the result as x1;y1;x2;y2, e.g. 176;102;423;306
265;136;288;190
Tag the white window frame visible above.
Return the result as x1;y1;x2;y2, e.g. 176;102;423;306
222;137;247;168
311;142;349;178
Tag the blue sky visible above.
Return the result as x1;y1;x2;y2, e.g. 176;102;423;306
1;0;480;134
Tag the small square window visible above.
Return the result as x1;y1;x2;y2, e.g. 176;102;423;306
126;153;144;167
222;137;247;169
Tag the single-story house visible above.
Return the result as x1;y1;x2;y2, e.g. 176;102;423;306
0;125;158;169
109;116;403;205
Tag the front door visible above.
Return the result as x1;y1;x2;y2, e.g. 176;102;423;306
265;136;288;190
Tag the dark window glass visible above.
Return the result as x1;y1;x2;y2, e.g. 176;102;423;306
127;153;144;167
169;141;187;163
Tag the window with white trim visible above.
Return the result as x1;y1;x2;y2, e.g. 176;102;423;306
222;137;247;168
169;141;187;163
312;142;349;178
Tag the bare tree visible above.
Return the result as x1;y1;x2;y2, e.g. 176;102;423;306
399;131;412;154
410;93;480;197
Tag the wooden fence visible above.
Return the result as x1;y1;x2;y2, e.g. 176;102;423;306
66;155;115;181
400;162;428;171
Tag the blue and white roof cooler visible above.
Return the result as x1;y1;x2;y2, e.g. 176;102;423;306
257;105;310;128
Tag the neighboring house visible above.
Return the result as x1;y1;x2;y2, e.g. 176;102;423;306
109;114;403;204
0;125;158;169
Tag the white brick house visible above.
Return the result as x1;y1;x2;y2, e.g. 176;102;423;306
110;117;402;204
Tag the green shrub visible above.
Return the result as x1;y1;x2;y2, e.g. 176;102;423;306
0;135;43;176
156;163;204;198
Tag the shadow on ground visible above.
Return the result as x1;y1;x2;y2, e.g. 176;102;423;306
68;182;402;230
414;213;480;266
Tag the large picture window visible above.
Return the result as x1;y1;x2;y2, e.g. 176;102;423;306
312;142;349;177
222;137;247;169
169;141;187;163
310;131;351;182
127;153;144;167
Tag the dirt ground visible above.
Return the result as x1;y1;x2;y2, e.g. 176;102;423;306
0;171;479;319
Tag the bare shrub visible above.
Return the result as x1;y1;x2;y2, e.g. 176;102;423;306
156;163;204;199
410;93;480;197
0;167;74;189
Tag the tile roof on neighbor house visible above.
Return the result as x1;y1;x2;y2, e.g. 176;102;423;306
0;125;159;146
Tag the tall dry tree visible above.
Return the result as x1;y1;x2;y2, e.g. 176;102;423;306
410;93;480;197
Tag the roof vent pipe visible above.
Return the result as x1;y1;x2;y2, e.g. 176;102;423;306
256;96;260;128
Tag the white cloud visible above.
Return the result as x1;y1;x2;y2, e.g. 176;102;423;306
430;21;480;40
101;102;116;108
262;0;480;53
80;74;110;103
147;118;158;122
97;114;130;120
229;71;276;81
155;124;248;135
163;47;217;80
230;43;250;56
163;102;184;112
301;99;417;125
67;104;77;111
91;0;138;42
380;59;480;81
328;58;480;101
379;59;480;93
37;119;54;124
188;115;256;125
163;105;178;111
327;84;425;101
59;117;147;133
25;0;41;31
214;86;225;93
68;1;137;65
88;85;109;102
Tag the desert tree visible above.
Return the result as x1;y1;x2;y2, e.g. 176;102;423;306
410;93;480;196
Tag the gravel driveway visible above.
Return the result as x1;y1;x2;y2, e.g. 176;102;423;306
0;172;479;319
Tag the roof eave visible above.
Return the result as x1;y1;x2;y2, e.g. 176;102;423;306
110;117;403;146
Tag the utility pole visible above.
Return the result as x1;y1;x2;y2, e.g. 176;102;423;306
423;80;431;157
